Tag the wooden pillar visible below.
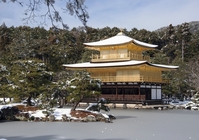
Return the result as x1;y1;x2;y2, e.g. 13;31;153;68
139;86;141;101
116;85;118;96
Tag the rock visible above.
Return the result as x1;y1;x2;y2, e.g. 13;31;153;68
86;115;96;122
111;103;116;108
0;110;3;120
105;117;112;123
29;116;35;121
108;114;116;119
175;105;181;109
185;106;191;110
163;106;168;110
1;106;19;121
41;116;49;122
41;117;46;122
81;117;88;122
62;114;68;121
168;105;174;109
49;115;55;122
46;117;49;122
158;107;162;110
70;119;75;122
95;114;106;122
34;117;40;122
134;105;139;109
14;112;30;121
123;104;127;109
71;118;81;122
86;104;100;112
191;107;198;111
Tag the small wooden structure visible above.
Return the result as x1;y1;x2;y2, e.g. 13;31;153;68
63;32;178;104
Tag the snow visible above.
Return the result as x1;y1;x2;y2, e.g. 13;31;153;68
0;104;72;120
149;63;179;69
0;103;111;121
63;60;146;68
52;108;71;121
0;103;24;109
0;98;13;103
30;110;47;118
83;32;157;48
84;32;133;46
28;108;73;120
133;39;157;48
101;113;109;119
167;100;199;110
63;60;179;69
63;32;178;70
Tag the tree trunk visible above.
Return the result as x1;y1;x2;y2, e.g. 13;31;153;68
182;39;185;62
71;95;84;111
3;96;6;104
27;95;32;106
71;101;80;111
60;98;64;107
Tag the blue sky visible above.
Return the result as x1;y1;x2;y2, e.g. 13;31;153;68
0;0;199;31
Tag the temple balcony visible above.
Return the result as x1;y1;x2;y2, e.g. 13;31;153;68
91;52;150;62
98;94;146;102
91;76;169;83
83;94;146;103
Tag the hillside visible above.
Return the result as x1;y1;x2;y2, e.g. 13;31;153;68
155;21;199;34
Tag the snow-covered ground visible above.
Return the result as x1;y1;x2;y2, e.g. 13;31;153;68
0;102;111;122
166;99;199;110
0;98;13;103
0;103;70;118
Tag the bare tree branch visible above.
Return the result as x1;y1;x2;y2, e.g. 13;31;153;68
1;0;89;29
65;0;89;27
186;58;199;90
1;0;23;6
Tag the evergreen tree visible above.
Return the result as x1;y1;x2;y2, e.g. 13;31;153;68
67;71;101;111
181;22;191;62
9;59;53;105
161;24;178;63
167;24;176;44
0;63;10;103
185;57;199;92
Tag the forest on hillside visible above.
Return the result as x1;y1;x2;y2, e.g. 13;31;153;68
0;21;199;105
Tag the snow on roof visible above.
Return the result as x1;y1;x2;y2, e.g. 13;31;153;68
83;32;157;48
133;39;157;48
63;60;179;69
63;60;147;68
149;63;179;69
84;32;133;46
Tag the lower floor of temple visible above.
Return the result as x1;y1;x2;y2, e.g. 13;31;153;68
98;82;163;104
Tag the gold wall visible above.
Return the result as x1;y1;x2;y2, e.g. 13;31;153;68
89;66;165;83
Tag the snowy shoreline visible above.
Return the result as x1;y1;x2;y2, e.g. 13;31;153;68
1;100;198;124
1;109;199;140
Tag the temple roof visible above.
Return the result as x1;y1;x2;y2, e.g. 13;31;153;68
63;60;179;70
84;32;158;48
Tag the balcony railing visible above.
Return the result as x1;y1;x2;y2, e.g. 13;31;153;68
82;94;146;103
99;94;146;102
91;52;150;62
91;76;169;83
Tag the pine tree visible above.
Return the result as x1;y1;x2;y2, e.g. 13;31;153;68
180;22;191;62
9;59;53;105
67;71;101;111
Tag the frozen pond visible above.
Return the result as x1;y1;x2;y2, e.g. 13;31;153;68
0;109;199;140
